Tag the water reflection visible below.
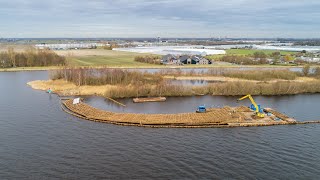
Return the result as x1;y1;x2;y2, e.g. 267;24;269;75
166;79;223;86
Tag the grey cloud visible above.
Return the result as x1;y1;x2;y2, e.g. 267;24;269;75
0;0;319;38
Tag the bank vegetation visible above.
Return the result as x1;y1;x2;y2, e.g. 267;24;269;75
134;55;161;64
0;47;66;68
28;67;320;98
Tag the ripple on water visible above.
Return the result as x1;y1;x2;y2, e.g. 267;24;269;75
1;71;320;179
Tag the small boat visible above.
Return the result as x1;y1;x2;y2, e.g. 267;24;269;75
133;97;166;103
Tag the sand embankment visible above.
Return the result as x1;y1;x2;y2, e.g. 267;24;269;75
27;79;113;96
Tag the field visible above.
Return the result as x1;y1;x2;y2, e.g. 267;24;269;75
57;49;298;68
55;49;157;67
225;49;294;55
0;44;32;52
0;45;302;69
205;49;295;61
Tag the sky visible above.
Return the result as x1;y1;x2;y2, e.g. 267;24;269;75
0;0;320;38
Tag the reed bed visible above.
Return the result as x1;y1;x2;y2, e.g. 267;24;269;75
157;68;299;81
222;70;298;81
105;84;194;98
104;80;320;98
208;81;320;96
48;67;320;98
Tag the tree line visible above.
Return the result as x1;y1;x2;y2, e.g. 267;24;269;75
134;55;161;64
0;47;66;68
50;67;163;86
208;51;302;65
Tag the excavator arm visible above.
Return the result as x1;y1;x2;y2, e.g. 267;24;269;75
238;94;264;118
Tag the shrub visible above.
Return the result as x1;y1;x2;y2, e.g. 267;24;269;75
302;64;311;76
134;55;161;64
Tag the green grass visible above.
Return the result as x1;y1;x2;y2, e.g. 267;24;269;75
63;49;160;67
225;49;294;55
69;56;155;67
206;49;296;61
66;49;294;67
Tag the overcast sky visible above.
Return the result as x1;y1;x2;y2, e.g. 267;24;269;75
0;0;319;38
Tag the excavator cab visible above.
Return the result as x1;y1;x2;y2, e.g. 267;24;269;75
250;104;263;113
196;105;207;113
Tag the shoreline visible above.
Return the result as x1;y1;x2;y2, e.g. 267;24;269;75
27;76;320;98
0;64;310;72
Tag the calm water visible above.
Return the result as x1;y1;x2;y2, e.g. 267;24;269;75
167;79;222;86
1;71;320;179
127;67;304;73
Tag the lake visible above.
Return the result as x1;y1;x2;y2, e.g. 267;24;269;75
1;71;320;179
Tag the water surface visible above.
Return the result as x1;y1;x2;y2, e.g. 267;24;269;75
1;71;320;179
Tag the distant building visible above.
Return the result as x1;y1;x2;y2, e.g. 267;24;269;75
298;56;320;63
161;54;210;65
179;55;190;64
161;54;180;65
35;43;107;50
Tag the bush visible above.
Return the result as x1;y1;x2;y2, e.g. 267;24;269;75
314;67;320;78
134;55;161;64
220;55;268;65
302;64;311;76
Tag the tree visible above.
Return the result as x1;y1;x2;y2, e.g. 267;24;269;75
7;47;16;67
302;64;311;76
25;46;36;67
253;52;267;61
253;52;260;60
271;52;281;64
284;54;294;62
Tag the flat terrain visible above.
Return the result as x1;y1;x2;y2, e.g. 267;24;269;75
0;44;32;52
55;49;298;68
55;49;157;67
225;49;294;55
205;49;295;60
0;45;301;69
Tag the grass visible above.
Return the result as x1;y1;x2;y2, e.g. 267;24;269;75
55;49;159;67
206;49;295;60
59;49;295;67
68;56;153;67
0;47;305;70
225;49;294;56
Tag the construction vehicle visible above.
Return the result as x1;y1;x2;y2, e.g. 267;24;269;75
196;105;207;113
237;95;265;118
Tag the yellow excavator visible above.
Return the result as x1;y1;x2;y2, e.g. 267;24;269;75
237;95;265;118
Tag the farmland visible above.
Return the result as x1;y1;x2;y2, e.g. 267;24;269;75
205;49;295;60
225;49;294;55
55;49;156;67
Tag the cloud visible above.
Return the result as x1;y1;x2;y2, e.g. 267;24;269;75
0;0;319;38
